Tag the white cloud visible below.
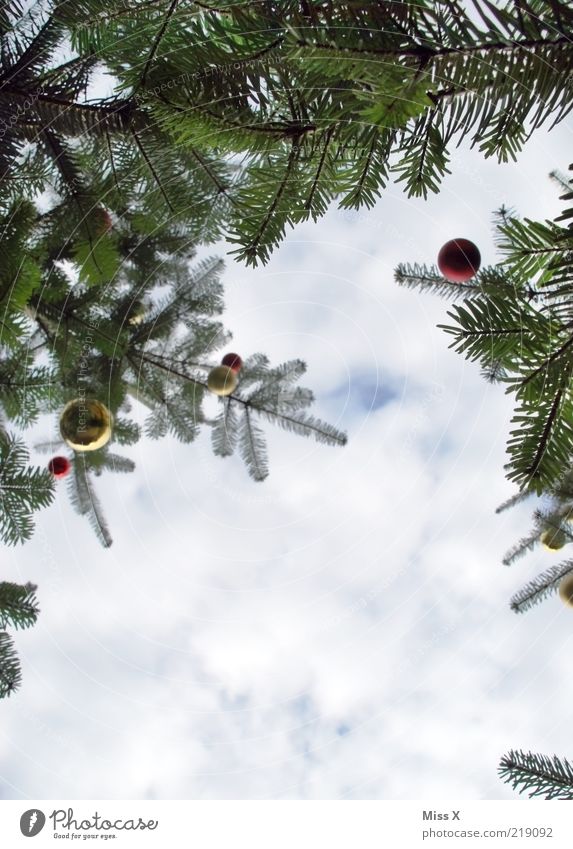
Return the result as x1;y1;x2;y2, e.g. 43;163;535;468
1;124;572;801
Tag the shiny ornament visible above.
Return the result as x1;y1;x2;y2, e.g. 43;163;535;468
540;527;568;551
437;238;481;282
93;208;113;235
47;456;71;479
221;352;243;373
59;399;112;452
559;573;573;608
207;365;238;396
127;301;147;326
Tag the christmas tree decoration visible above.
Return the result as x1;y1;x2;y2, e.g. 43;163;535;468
221;352;243;373
540;527;568;551
47;456;71;479
127;300;147;326
93;208;113;235
437;239;481;282
207;365;238;396
558;573;573;608
59;399;112;452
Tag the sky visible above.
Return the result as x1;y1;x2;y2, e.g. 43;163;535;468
0;115;572;799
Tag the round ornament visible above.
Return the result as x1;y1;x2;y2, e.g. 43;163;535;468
437;238;481;282
47;456;71;479
558;573;573;608
128;301;147;326
59;399;112;452
207;365;238;397
94;208;113;235
540;527;568;551
221;352;243;373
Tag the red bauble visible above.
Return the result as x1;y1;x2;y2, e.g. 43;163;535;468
94;208;113;235
48;456;71;479
437;238;481;282
221;352;243;373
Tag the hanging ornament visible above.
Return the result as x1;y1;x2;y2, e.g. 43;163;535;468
221;352;243;373
47;456;71;479
127;300;147;326
437;238;481;282
207;365;238;396
540;527;568;551
558;573;573;608
93;207;113;236
59;399;112;452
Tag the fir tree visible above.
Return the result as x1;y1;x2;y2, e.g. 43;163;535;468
397;168;573;618
0;154;346;548
0;1;571;263
396;166;573;496
0;581;40;698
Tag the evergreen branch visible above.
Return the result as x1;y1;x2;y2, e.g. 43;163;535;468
237;140;301;265
131;129;175;212
510;561;573;613
239;405;268;481
140;0;180;87
211;397;238;457
0;581;39;630
253;405;347;446
0;630;21;698
519;332;573;388
502;528;540;566
304;125;335;213
495;489;532;514
524;385;565;484
294;34;571;61
499;750;573;799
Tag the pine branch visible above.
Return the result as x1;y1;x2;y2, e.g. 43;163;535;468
140;0;180;87
499;750;573;799
0;581;39;630
510;561;573;613
495;489;532;514
502;528;540;566
239;406;268;481
211;397;239;457
0;630;21;698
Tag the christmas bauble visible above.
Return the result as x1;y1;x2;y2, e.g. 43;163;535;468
540;527;568;551
558;573;573;607
207;365;238;396
59;399;112;451
128;301;147;326
94;208;113;235
221;352;243;373
437;238;481;282
47;456;71;479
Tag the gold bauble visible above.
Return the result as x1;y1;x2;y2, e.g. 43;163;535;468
59;399;112;452
558;573;573;608
128;301;147;326
207;365;238;397
540;527;568;552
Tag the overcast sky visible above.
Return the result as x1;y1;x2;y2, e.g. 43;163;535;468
1;118;572;800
